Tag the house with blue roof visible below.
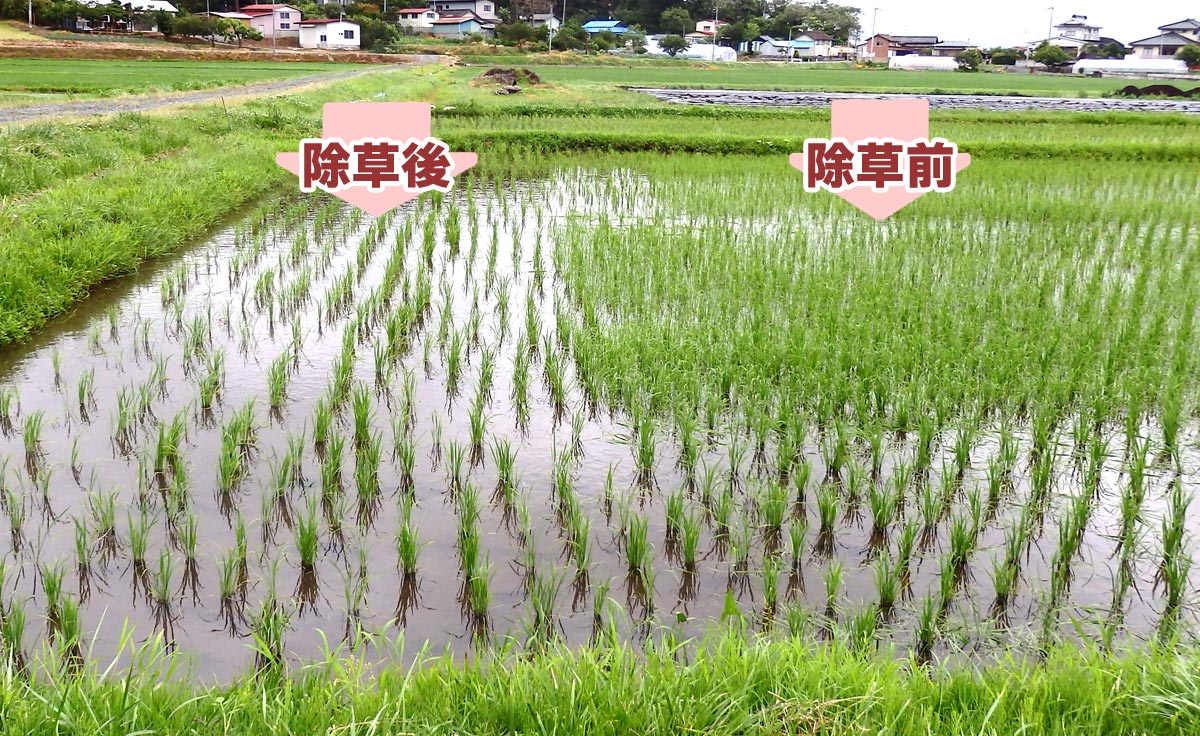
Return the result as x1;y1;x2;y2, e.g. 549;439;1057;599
582;19;628;35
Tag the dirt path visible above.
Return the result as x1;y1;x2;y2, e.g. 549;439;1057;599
0;60;440;125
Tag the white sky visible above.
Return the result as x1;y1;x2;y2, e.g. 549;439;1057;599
858;1;1196;48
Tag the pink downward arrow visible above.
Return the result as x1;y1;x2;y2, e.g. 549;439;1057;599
276;102;477;217
789;99;970;221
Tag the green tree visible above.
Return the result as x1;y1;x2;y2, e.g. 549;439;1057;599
498;21;536;47
1032;41;1071;66
153;8;173;36
954;48;982;71
216;17;261;47
591;28;619;51
353;15;400;51
1176;44;1200;68
659;6;689;34
988;47;1021;65
659;33;688;56
172;13;216;43
766;1;859;43
550;18;585;50
624;25;647;53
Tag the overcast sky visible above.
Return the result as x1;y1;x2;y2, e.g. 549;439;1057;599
857;1;1196;48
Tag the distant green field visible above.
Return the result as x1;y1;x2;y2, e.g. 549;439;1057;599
510;64;1141;97
0;58;361;96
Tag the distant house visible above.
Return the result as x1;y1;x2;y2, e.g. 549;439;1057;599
694;18;728;36
396;7;439;31
239;4;303;38
298;18;359;48
746;35;789;57
582;19;628;35
1130;19;1200;58
793;31;833;58
855;33;939;59
929;40;976;57
431;0;499;23
430;10;494;38
527;13;561;31
1039;14;1124;58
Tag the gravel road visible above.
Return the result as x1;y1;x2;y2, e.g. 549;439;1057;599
0;59;440;126
632;87;1200;113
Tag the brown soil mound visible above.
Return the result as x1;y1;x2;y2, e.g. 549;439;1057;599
1117;84;1200;99
473;67;542;86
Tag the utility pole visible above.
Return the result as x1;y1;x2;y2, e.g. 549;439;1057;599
869;7;878;58
1046;7;1054;41
711;0;718;61
548;0;566;51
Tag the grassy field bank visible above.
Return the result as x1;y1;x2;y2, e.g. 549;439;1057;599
0;58;361;97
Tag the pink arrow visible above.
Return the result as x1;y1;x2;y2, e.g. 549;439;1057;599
789;99;970;221
276;102;477;217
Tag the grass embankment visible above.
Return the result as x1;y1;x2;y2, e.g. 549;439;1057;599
0;22;41;41
1;637;1199;734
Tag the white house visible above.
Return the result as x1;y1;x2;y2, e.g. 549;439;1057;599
298;17;360;48
396;6;439;30
239;4;303;38
1055;14;1100;42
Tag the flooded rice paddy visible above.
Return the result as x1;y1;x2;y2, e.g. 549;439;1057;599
0;171;1197;679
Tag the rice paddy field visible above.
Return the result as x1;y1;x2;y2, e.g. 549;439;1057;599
1;63;1200;733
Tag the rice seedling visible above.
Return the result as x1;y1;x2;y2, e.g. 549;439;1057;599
490;438;517;507
56;594;83;673
89;490;119;564
0;385;15;431
73;516;92;601
624;513;651;581
350;384;373;449
354;436;383;527
41;562;65;638
150;551;177;641
815;483;838;557
822;560;843;624
249;589;290;675
321;432;346;504
758;482;788;544
467;392;488;460
267;353;290;410
915;593;939;663
22;411;44;471
445;440;467;493
874;554;900;619
761;553;781;626
0;597;27;673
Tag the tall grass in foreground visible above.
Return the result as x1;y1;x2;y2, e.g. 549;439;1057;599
0;632;1199;735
